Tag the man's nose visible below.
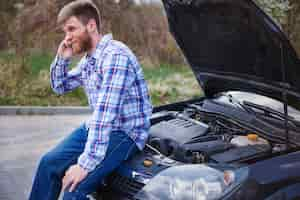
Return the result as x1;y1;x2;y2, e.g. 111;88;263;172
65;33;73;44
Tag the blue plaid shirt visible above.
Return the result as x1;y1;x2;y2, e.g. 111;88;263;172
50;34;152;172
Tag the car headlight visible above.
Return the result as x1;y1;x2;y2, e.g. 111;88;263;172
135;164;248;200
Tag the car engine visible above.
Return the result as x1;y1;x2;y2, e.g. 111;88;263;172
97;101;289;199
148;104;272;164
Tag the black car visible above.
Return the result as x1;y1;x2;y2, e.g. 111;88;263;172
95;0;300;199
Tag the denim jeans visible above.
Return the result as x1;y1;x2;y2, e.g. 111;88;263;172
29;124;139;200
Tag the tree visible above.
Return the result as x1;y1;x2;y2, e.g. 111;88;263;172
285;0;300;56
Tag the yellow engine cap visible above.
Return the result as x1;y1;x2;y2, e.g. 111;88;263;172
143;159;153;167
247;134;258;141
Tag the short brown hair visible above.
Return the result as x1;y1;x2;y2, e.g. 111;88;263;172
57;0;101;32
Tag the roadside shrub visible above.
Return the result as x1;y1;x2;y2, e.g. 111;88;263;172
0;58;28;98
0;56;87;106
256;0;291;26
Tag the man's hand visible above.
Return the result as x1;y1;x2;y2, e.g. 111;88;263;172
62;164;88;192
57;40;73;59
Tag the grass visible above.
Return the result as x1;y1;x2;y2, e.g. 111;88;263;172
26;53;54;76
144;64;202;105
0;52;202;106
143;64;187;81
0;51;15;61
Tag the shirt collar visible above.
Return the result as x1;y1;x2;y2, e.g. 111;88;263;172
84;34;113;71
86;34;113;61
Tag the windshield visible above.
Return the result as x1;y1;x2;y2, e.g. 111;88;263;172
217;91;300;122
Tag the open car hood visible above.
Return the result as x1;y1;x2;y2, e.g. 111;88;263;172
162;0;300;107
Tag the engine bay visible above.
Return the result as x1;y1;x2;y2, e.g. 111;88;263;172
147;101;287;164
100;99;298;199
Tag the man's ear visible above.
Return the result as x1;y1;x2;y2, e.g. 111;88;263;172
87;19;97;33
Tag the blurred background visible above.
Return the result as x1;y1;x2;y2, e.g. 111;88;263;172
0;0;299;106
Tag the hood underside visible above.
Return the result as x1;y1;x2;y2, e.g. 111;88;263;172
162;0;300;107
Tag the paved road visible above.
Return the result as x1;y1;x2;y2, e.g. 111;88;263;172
0;115;89;200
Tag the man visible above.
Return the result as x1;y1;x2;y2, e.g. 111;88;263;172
29;0;152;199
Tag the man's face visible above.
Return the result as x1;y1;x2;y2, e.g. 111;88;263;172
62;16;92;55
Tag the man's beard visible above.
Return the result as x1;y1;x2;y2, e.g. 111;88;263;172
72;30;92;55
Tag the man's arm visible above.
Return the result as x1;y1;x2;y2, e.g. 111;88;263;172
50;56;82;94
50;39;82;94
78;53;136;172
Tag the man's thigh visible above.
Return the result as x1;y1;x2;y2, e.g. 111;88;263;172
41;124;88;177
65;131;138;195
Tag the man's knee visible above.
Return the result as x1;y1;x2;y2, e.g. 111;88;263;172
37;150;63;177
39;151;57;167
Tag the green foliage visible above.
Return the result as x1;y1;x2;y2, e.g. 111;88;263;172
143;64;186;81
144;64;202;105
25;53;54;76
256;0;291;26
2;0;297;106
0;53;85;106
0;53;201;106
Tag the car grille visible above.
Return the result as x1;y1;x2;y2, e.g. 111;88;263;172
107;173;145;198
